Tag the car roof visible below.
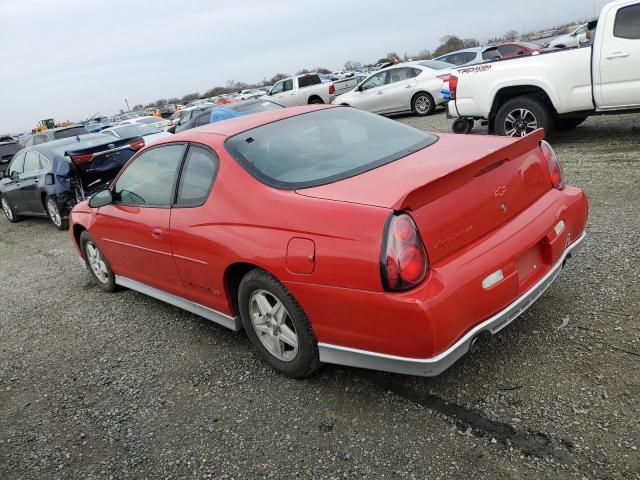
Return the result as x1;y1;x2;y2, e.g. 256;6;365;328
27;134;110;158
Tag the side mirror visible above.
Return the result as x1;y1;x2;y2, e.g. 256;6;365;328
88;188;113;208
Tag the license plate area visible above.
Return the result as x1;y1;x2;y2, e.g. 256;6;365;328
515;242;544;287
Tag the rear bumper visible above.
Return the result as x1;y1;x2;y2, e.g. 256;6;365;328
318;231;584;376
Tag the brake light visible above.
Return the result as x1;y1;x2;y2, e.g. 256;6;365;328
540;140;565;190
70;153;93;164
130;138;145;151
449;75;459;100
329;84;335;95
381;213;428;291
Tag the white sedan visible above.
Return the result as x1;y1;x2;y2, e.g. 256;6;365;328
101;124;172;147
331;60;455;116
119;115;173;131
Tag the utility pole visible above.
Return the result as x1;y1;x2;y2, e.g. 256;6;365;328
124;98;131;112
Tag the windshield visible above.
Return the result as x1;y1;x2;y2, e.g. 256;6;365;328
225;108;437;189
112;125;162;138
231;101;283;115
54;126;89;139
418;60;454;70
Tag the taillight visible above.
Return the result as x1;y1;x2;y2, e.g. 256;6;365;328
130;139;145;151
448;75;459;100
540;140;565;190
437;73;451;82
70;153;93;164
381;213;428;291
329;84;335;95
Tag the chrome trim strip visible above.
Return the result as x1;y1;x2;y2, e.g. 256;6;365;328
103;238;173;257
318;231;586;377
115;275;242;331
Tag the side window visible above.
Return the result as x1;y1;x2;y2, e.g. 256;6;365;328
23;151;43;173
175;146;219;207
361;71;387;91
34;135;47;145
271;81;284;94
482;49;501;61
8;152;25;176
282;79;294;92
114;144;185;206
196;113;211;127
388;67;420;84
25;136;35;146
614;4;640;39
498;45;518;56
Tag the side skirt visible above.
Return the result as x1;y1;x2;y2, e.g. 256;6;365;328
115;275;243;332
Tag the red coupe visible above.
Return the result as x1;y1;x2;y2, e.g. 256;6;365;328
69;105;588;378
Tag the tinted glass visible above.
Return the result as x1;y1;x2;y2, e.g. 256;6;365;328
114;144;185;206
8;152;25;175
196;113;211;126
225;108;438;189
298;74;321;88
361;71;387;90
387;67;419;84
482;48;501;60
176;147;218;206
282;79;294;92
270;81;284;94
615;4;640;39
498;44;519;55
0;143;21;163
231;101;282;114
54;126;89;139
23;151;43;173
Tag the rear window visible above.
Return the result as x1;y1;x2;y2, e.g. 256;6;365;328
0;143;21;162
225;108;437;189
418;60;454;70
112;125;161;137
54;126;89;139
139;117;161;125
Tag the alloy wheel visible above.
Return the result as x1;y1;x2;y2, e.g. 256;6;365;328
46;198;62;227
504;108;538;137
1;197;13;221
415;95;431;114
249;289;299;362
85;242;109;284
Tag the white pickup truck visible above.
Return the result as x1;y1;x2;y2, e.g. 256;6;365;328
266;73;358;106
447;0;640;136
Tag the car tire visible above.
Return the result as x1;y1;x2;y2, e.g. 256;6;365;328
412;92;436;116
495;96;554;137
308;97;324;105
555;116;587;130
45;195;69;230
1;196;21;223
80;231;116;292
238;269;321;378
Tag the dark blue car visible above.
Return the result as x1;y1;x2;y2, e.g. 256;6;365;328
0;133;143;229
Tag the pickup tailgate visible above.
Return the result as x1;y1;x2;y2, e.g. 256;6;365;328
298;130;552;262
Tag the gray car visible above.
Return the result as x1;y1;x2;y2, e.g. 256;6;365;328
434;46;502;67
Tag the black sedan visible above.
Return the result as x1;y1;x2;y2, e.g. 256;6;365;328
0;134;143;230
0;141;21;173
174;99;283;133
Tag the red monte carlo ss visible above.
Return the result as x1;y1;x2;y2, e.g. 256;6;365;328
69;105;588;378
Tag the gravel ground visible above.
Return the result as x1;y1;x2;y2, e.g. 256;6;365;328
1;111;639;479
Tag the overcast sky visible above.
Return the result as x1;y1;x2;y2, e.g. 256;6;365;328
0;0;610;133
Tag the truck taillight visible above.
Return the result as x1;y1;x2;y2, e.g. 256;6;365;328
130;139;145;151
540;140;565;190
381;213;428;291
449;75;458;100
329;84;335;95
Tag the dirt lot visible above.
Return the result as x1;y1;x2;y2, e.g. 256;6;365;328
1;111;639;479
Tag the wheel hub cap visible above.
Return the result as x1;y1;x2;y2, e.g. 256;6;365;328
47;199;62;226
86;242;109;284
504;108;538;137
2;198;12;220
249;289;298;362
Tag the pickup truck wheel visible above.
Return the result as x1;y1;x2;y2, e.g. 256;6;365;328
308;97;324;104
556;116;587;130
495;96;554;137
412;92;435;116
239;269;321;379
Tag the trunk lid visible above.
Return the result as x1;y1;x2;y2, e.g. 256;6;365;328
297;130;552;262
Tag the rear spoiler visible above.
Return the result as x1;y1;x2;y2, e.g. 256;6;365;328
66;136;144;165
394;129;546;211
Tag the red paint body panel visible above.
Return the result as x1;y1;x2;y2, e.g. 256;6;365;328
69;105;589;362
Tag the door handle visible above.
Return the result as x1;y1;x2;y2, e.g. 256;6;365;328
405;84;414;89
376;90;384;95
606;51;630;59
151;228;164;240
